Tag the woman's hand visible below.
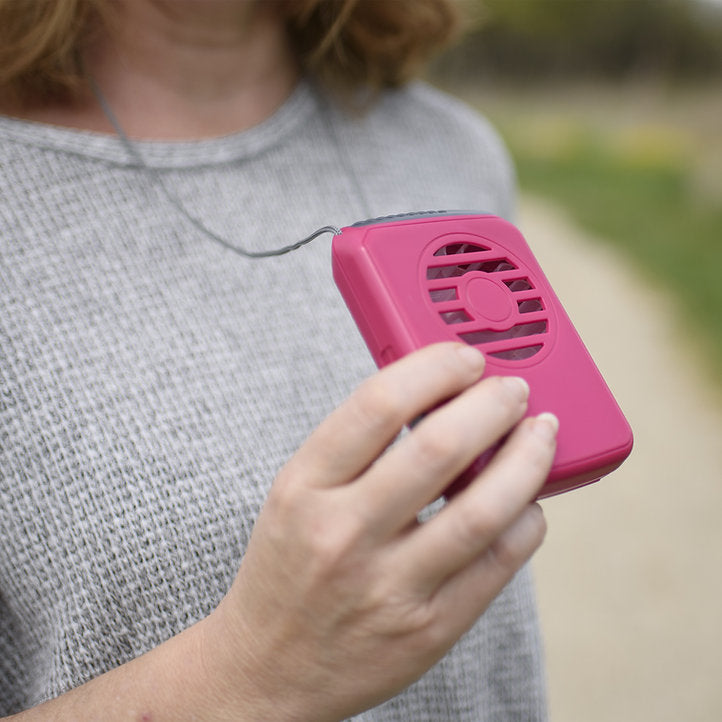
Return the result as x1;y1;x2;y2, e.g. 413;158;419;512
6;343;554;722
207;342;557;722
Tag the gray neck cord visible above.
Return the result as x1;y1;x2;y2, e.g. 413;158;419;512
90;78;343;259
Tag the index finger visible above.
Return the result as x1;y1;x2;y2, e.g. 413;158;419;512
283;343;486;488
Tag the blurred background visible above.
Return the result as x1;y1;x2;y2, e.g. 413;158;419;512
431;1;722;720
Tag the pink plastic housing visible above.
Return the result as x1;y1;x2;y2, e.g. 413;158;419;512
332;212;633;498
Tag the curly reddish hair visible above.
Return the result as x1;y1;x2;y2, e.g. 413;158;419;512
0;0;463;106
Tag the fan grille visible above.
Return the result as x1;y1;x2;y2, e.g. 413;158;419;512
425;238;551;362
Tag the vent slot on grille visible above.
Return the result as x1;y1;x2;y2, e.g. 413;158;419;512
504;278;534;292
427;259;516;280
429;287;458;302
458;321;547;346
488;345;543;361
439;310;472;324
518;298;544;314
433;242;489;256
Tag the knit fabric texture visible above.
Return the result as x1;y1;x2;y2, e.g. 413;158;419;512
0;80;547;719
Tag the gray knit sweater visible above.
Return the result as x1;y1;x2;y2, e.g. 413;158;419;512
0;80;546;719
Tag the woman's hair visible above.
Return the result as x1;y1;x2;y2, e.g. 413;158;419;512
0;0;463;106
285;0;462;97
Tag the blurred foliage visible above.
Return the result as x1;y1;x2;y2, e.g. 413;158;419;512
434;0;722;81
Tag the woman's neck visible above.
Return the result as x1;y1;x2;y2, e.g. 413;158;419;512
6;0;300;140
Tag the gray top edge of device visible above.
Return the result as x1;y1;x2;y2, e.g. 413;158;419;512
350;210;489;227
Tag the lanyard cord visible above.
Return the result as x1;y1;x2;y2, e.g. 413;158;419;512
90;78;342;259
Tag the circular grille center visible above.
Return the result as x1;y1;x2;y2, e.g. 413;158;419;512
466;277;513;322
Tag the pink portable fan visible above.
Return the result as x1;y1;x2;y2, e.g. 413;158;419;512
332;211;633;498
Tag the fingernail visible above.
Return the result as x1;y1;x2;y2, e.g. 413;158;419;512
532;412;559;441
502;375;529;400
457;345;485;372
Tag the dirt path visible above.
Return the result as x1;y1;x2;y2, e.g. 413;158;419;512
519;196;722;722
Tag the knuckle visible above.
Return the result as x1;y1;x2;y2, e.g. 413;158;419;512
266;470;302;519
367;582;440;639
272;450;320;496
305;524;345;569
451;502;498;551
492;418;556;484
405;603;444;646
412;424;464;470
488;376;529;417
487;532;525;571
304;507;366;572
489;507;547;571
352;376;406;434
434;342;484;379
267;478;371;578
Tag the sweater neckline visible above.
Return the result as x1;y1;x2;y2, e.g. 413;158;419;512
0;80;318;169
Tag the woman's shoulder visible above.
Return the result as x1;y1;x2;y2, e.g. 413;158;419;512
395;82;499;129
371;81;510;158
343;81;516;220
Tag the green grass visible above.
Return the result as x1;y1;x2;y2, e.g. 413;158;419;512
463;85;722;381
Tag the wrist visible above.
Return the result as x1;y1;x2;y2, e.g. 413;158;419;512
200;594;331;722
196;598;288;722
